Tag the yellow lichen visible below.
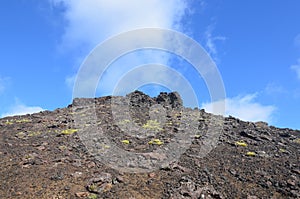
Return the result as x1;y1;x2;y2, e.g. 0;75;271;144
89;184;97;192
58;145;67;150
28;131;41;137
235;141;248;147
16;132;26;139
148;139;163;145
175;113;181;117
88;193;98;199
194;134;201;139
294;138;300;144
121;140;130;144
279;148;286;153
61;129;78;135
24;154;33;159
166;121;173;126
246;152;256;156
142;120;163;131
5;119;31;125
15;119;31;123
5;120;14;125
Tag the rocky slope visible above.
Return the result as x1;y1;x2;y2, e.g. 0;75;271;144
0;91;299;199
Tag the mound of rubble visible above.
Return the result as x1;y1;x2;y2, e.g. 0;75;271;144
0;91;299;198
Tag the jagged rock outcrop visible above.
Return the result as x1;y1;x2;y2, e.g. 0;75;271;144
127;90;155;107
155;91;183;109
0;91;299;199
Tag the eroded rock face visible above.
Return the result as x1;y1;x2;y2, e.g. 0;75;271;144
127;90;155;107
0;91;299;199
155;91;183;109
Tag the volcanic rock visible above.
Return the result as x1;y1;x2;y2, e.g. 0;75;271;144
0;91;299;198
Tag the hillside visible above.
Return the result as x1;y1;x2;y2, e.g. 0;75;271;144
0;91;299;198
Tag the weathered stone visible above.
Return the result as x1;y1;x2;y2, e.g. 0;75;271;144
0;90;299;199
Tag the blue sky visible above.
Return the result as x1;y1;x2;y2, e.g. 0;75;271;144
0;0;300;130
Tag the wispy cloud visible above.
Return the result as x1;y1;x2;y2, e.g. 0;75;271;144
1;100;44;118
291;59;300;80
204;24;226;57
265;82;286;95
0;76;10;94
201;93;276;123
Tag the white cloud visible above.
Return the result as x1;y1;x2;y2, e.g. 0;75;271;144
51;0;205;99
201;93;276;123
204;25;226;57
265;82;286;95
291;59;300;80
1;101;44;118
52;0;189;50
